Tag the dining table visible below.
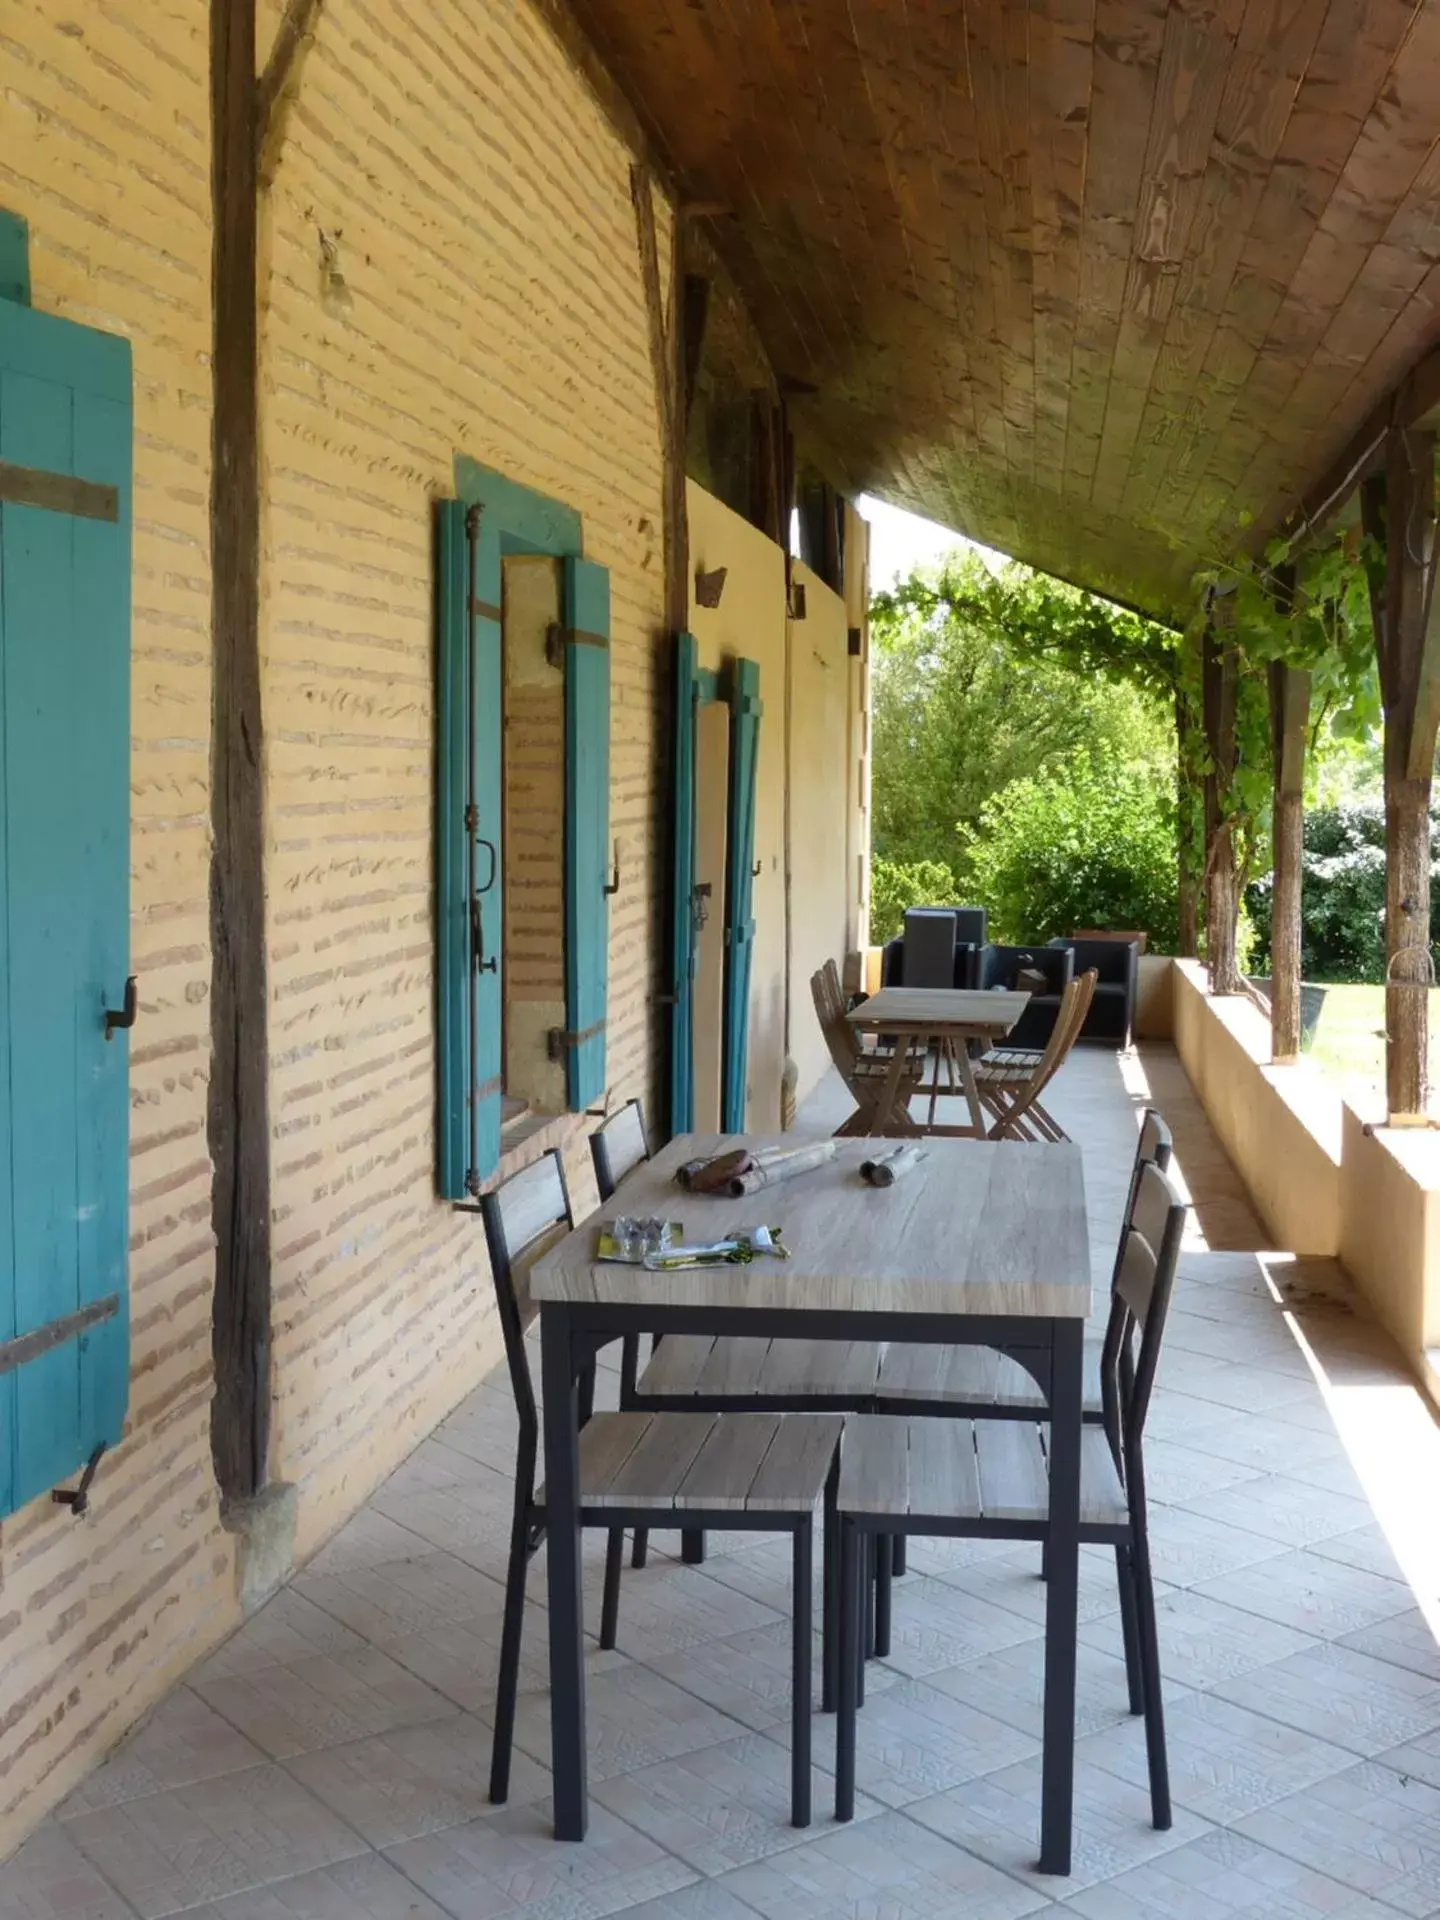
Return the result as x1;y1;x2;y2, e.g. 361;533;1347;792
530;1129;1092;1874
847;985;1032;1136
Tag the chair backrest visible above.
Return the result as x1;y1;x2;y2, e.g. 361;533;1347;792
951;906;987;949
1107;1106;1174;1297
812;960;861;1077
591;1098;650;1201
1098;1159;1186;1462
903;908;958;988
480;1148;574;1445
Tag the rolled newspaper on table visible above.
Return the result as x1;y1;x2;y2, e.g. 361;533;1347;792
724;1139;837;1197
859;1144;926;1187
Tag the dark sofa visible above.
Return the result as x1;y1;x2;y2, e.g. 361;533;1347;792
980;943;1074;1049
1048;936;1139;1048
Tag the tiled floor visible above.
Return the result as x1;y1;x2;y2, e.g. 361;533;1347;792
11;1044;1440;1918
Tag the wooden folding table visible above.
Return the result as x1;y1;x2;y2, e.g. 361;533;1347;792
847;986;1031;1136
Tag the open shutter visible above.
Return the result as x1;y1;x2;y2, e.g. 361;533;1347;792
562;557;611;1110
436;501;503;1198
669;631;699;1134
0;293;132;1516
722;657;762;1132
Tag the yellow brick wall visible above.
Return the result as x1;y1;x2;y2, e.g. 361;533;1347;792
0;0;231;1854
258;0;670;1551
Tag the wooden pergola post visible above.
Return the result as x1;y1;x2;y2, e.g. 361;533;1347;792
1202;611;1242;993
1175;672;1201;958
1361;429;1440;1122
1267;648;1310;1062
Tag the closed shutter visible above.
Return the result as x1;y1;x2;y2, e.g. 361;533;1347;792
0;293;132;1516
561;557;611;1110
669;631;699;1134
722;657;762;1132
436;501;503;1198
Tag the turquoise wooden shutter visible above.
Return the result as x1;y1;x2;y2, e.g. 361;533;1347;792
0;293;132;1517
669;632;699;1134
722;658;762;1132
436;501;503;1197
562;557;611;1110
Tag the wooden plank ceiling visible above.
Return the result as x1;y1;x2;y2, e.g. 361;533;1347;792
569;0;1440;621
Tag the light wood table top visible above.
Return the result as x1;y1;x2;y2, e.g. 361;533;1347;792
848;986;1031;1034
532;1132;1091;1320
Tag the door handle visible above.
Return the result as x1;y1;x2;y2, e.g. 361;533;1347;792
104;976;137;1040
475;837;498;894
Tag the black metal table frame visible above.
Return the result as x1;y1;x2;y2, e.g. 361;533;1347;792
539;1298;1084;1875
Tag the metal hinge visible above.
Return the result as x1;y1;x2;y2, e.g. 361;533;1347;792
0;1294;120;1378
547;1017;607;1061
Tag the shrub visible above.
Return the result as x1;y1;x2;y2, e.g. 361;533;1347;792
1246;802;1440;983
868;855;958;944
959;754;1179;950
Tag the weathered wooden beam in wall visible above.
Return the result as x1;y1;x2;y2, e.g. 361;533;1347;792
630;163;688;636
1174;677;1200;959
256;0;325;181
1362;431;1440;1121
1267;632;1310;1062
1202;613;1242;995
210;0;272;1502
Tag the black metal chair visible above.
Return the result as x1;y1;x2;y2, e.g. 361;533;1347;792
480;1147;843;1823
833;1159;1187;1830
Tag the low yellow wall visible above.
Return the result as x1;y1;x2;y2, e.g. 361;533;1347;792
1172;961;1342;1255
1135;953;1175;1039
1339;1106;1440;1363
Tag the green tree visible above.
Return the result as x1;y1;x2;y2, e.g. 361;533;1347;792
961;753;1180;950
870;552;1175;881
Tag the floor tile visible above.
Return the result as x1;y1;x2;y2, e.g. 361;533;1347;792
159;1853;451;1917
934;1543;1142;1629
1138;1438;1263;1507
592;1732;880;1875
612;1887;759;1920
1236;1760;1440;1916
1372;1723;1440;1791
283;1712;551;1847
641;1621;848;1733
1340;1608;1440;1682
1307;1523;1410;1581
714;1807;1051;1917
193;1645;457;1759
1192;1548;1414;1639
62;1766;367;1918
1174;1473;1373;1550
191;1592;371;1686
1061;1826;1411;1917
871;1574;1041;1679
905;1752;1211;1894
1210;1641;1440;1757
0;1823;140;1918
1174;1411;1347;1475
294;1552;510;1646
925;1634;1177;1742
837;1675;1039;1806
369;1474;522;1584
300;1509;434;1580
509;1662;750;1781
1086;1587;1317;1693
1141;1507;1288;1589
383;1798;696;1917
580;1563;784;1660
55;1693;267;1818
1079;1690;1357;1822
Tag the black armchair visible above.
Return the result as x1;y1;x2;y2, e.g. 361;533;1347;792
880;935;982;991
1048;937;1139;1048
980;943;1074;1049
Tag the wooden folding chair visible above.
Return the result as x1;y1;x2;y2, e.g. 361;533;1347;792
810;959;925;1136
975;968;1096;1141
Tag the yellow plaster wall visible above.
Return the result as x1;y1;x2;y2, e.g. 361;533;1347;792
1172;962;1342;1255
258;0;669;1552
788;562;852;1105
0;0;231;1852
1339;1107;1440;1366
687;483;789;1128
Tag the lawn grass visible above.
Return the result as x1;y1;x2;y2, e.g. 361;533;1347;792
1303;981;1440;1105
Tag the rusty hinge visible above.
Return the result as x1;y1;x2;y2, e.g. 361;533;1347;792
547;1017;607;1061
545;622;609;669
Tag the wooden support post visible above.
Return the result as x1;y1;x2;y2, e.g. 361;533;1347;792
210;0;272;1501
1267;646;1310;1062
1175;679;1200;959
1362;431;1440;1122
1202;614;1242;994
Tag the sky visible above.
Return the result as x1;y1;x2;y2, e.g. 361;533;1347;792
855;493;1007;588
